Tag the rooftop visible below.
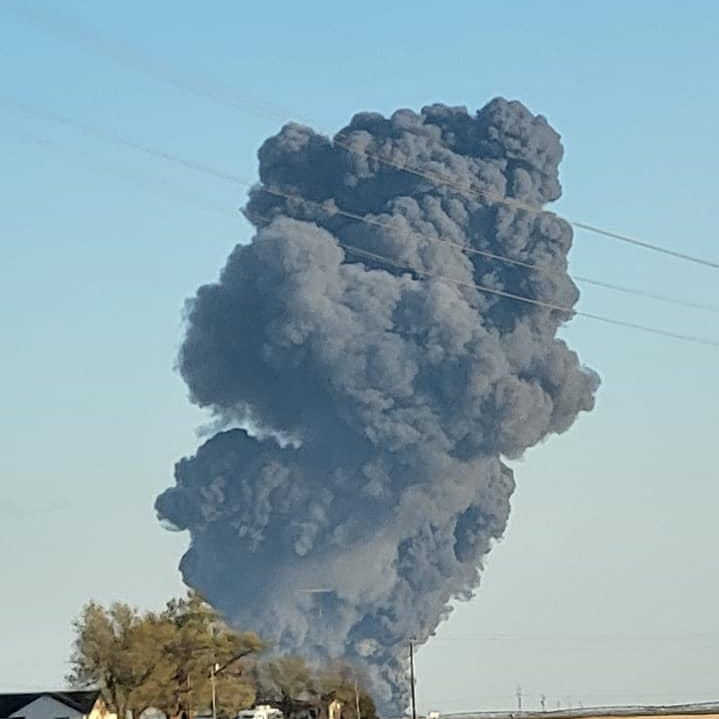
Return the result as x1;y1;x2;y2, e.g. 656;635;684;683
0;690;100;718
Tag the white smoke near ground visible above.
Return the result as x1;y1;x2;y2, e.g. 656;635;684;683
156;98;600;714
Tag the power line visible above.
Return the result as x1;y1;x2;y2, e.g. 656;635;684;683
329;132;719;270
333;137;719;270
5;103;719;346
4;95;717;320
5;3;719;270
254;186;719;315
244;207;719;347
2;3;289;125
1;122;240;222
0;96;245;186
333;243;719;348
568;275;719;314
567;220;719;268
4;102;719;347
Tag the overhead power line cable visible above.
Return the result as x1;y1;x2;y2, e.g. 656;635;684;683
2;3;288;124
256;187;719;315
4;97;719;347
243;210;719;348
5;96;718;317
1;124;239;222
335;245;719;348
5;3;719;270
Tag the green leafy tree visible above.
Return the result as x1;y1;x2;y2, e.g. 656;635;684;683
67;602;175;719
67;593;378;719
160;592;262;718
68;593;262;719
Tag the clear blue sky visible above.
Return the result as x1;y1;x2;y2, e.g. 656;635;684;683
1;0;718;713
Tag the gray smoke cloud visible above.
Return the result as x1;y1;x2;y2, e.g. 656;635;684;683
156;97;600;714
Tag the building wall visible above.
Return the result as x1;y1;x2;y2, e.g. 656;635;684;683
88;697;116;719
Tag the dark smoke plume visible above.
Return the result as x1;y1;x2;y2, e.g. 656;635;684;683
156;98;599;713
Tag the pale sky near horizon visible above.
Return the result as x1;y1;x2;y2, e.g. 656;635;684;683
1;1;718;714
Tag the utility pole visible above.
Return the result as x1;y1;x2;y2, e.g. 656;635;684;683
209;649;254;719
354;680;361;719
211;663;218;719
516;685;522;712
409;638;417;719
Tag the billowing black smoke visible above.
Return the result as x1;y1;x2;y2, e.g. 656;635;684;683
156;98;599;713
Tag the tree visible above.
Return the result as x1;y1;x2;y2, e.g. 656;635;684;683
316;662;377;719
248;656;377;719
160;592;262;718
250;656;317;716
67;602;175;719
68;593;263;719
67;593;378;719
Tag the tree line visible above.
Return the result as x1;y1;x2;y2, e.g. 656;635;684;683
67;592;376;719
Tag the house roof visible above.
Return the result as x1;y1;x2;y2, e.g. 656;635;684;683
0;690;100;718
